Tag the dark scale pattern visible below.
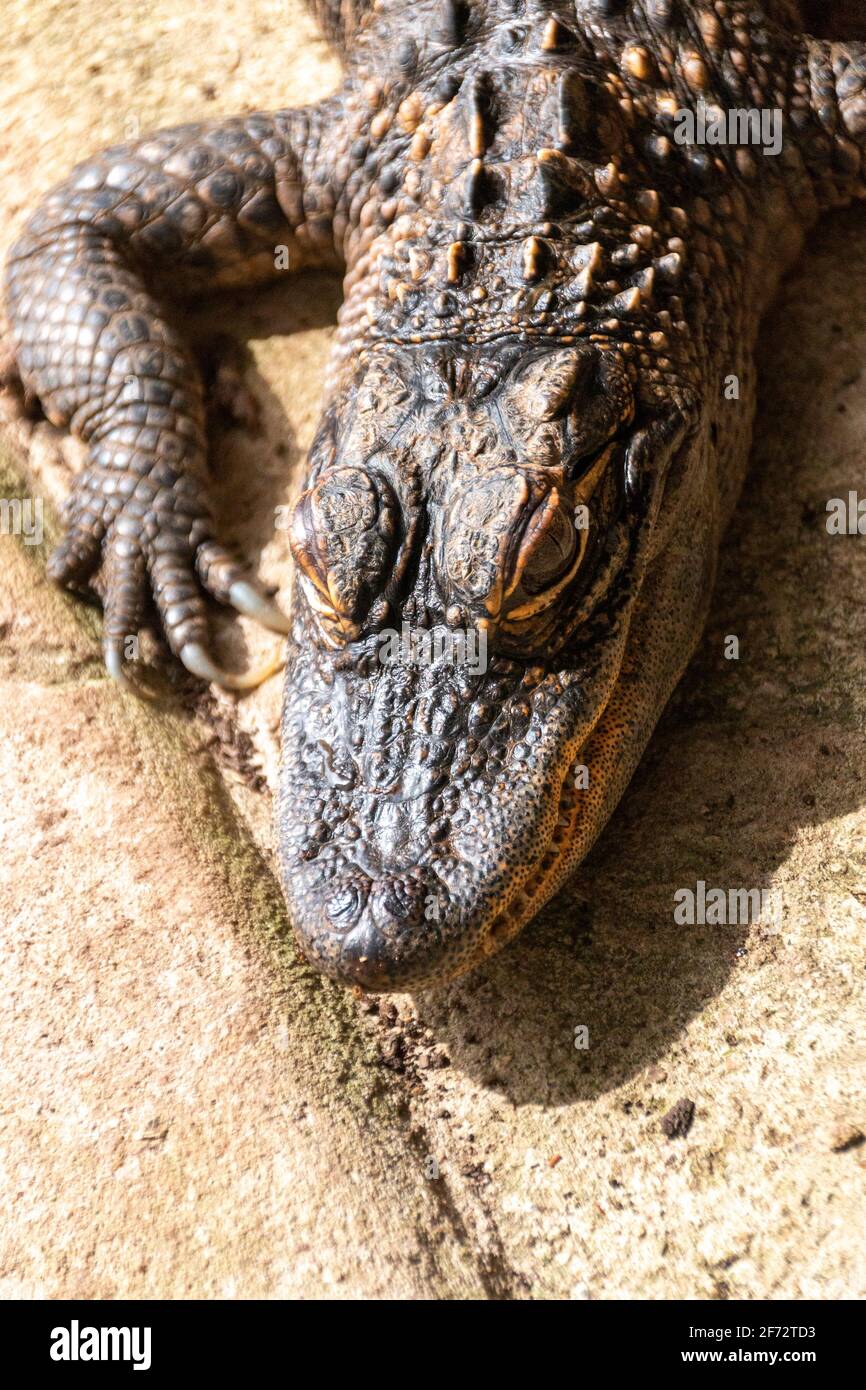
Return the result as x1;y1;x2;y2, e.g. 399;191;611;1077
5;101;357;684
6;1;866;986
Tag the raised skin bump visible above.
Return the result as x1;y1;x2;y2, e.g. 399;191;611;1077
6;0;866;990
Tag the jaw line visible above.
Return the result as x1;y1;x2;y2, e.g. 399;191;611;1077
450;604;634;976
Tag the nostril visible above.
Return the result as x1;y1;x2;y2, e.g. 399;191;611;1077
325;877;370;930
369;873;427;930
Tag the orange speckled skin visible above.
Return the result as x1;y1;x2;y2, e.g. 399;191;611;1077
5;1;866;988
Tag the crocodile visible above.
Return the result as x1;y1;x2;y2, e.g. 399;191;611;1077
5;1;866;990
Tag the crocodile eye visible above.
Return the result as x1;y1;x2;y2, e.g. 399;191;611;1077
290;467;397;643
514;489;578;597
439;467;582;628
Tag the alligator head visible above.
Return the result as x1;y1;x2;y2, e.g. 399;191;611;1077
274;5;778;990
278;332;709;990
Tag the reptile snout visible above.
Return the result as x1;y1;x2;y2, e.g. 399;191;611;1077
290;866;459;991
338;873;431;990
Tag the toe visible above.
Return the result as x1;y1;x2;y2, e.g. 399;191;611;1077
196;539;290;633
47;522;105;586
148;539;211;656
148;542;285;691
100;529;154;697
179;640;284;691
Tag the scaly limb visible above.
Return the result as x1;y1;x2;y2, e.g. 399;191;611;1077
4;98;354;692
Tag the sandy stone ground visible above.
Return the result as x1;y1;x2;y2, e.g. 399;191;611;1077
0;1;864;1300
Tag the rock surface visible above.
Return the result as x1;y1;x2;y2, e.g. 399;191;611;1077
0;0;864;1299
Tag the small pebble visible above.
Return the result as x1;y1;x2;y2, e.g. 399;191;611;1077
661;1097;695;1139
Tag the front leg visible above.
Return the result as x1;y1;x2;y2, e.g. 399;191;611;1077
4;99;351;691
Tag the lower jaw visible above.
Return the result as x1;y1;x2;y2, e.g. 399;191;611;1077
469;744;589;973
445;637;634;983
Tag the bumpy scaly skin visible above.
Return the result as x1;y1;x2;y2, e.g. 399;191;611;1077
5;1;866;988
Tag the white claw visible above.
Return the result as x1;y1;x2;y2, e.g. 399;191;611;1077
180;640;285;691
104;644;157;700
228;580;291;634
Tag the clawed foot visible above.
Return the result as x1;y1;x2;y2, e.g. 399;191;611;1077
48;473;289;697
